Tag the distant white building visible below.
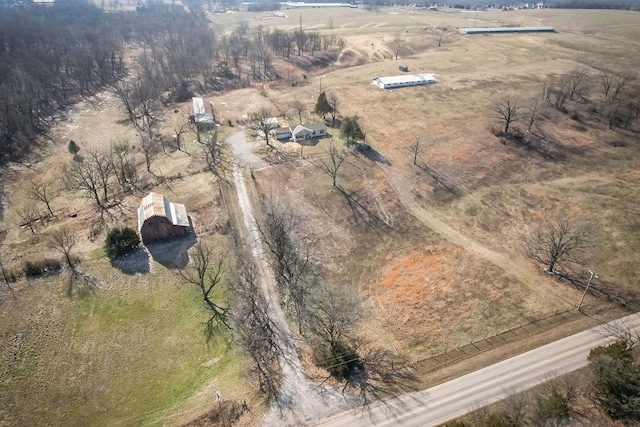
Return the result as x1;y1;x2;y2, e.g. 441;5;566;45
280;2;352;8
372;73;437;89
192;97;215;124
458;27;555;35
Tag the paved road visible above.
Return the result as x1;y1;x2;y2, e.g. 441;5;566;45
315;313;640;427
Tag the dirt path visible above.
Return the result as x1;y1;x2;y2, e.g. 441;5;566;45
226;129;268;169
378;163;566;306
228;131;351;426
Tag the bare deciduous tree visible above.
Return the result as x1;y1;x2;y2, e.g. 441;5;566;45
567;68;588;102
318;139;346;187
175;115;191;151
47;226;77;270
307;282;362;351
600;72;630;102
64;160;102;207
110;141;137;193
0;257;15;298
229;253;282;400
290;99;306;124
392;32;404;59
523;218;590;273
178;242;229;341
526;97;544;132
551;76;570;109
139;134;159;173
410;136;422;166
29;181;58;217
494;97;521;134
17;204;40;235
256;199;314;334
88;150;114;205
248;107;276;147
47;226;92;297
327;92;339;124
200;129;229;181
436;25;451;47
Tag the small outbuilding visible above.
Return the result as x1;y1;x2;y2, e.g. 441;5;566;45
292;122;327;142
137;192;191;243
192;97;215;124
271;126;293;141
265;117;280;127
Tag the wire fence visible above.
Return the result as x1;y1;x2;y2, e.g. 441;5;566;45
405;309;593;373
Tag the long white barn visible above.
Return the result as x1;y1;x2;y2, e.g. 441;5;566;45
459;26;555;35
372;73;437;89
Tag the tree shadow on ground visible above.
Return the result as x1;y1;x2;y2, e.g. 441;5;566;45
335;185;382;227
311;347;424;422
415;162;462;197
145;233;197;269
353;143;391;165
111;248;151;275
500;130;570;161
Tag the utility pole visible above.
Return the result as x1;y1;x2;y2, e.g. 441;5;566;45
577;270;597;311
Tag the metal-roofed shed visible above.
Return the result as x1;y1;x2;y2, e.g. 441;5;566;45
138;192;191;243
192;97;215;124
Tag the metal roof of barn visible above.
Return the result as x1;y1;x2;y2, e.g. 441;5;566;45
137;192;189;231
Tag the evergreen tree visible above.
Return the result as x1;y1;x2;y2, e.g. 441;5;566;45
315;91;332;119
68;140;80;157
104;227;141;260
340;116;365;144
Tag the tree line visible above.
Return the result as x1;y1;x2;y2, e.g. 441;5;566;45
0;1;133;163
494;68;639;142
0;1;218;164
1;1;305;166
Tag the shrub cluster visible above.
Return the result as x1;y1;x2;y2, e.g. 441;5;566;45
22;258;62;278
104;227;141;260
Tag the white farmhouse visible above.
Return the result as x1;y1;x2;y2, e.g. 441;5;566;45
292;122;327;142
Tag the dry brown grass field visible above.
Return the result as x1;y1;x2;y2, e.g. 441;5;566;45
1;5;639;426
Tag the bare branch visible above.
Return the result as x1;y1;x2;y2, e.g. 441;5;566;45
522;217;590;273
494;97;521;134
248;107;276;147
178;242;229;340
317;139;346;187
29;181;59;217
47;226;78;270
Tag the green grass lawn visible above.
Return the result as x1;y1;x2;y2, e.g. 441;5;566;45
0;250;249;427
